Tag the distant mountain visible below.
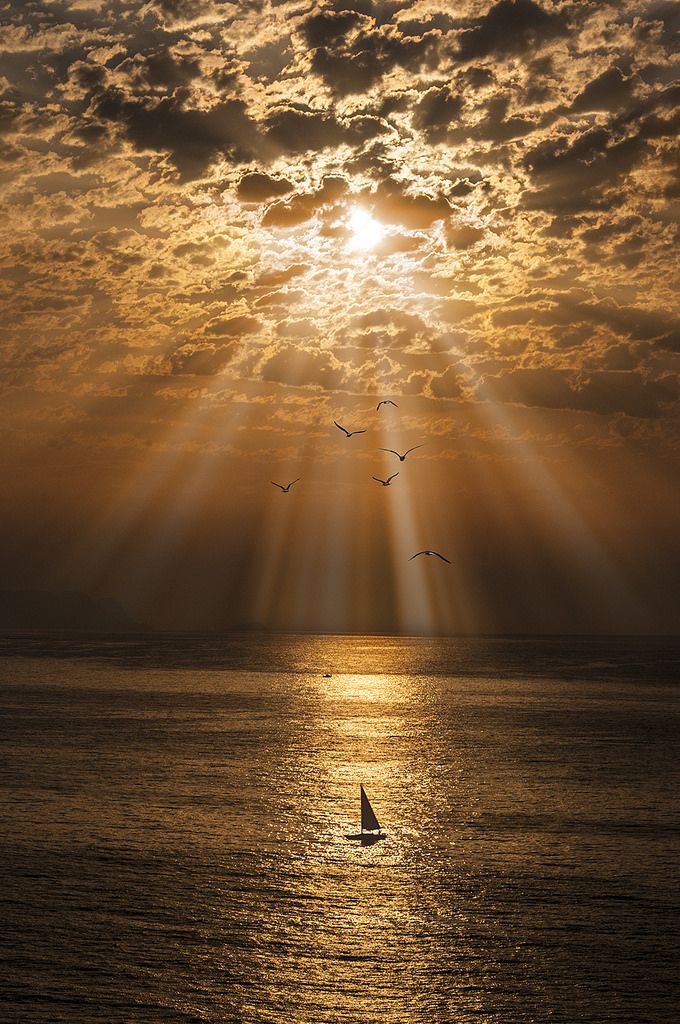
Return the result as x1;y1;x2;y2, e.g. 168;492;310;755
0;590;148;632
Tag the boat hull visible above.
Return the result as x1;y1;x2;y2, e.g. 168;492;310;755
345;831;386;845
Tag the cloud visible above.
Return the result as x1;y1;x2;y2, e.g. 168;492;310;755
478;368;678;418
445;221;485;249
438;298;481;323
570;67;639;113
118;46;203;92
264;104;386;155
348;307;430;340
302;8;440;96
371;179;454;229
261;175;348;227
430;365;464;399
168;342;235;375
412;85;463;141
522;126;648;212
92;88;260;178
2;0;679;454
457;0;569;61
492;294;680;351
202;315;261;337
150;0;224;27
236;171;295;201
259;345;345;390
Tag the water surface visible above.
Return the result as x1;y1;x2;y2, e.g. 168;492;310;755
1;634;678;1022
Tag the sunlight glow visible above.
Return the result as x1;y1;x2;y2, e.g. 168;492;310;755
346;207;385;252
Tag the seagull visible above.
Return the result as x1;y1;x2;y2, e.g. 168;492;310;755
271;478;300;493
376;400;398;411
409;550;451;564
372;472;399;487
335;421;367;437
378;444;424;461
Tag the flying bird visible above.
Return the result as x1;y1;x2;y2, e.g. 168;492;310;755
271;478;300;493
409;550;451;564
372;473;399;487
376;400;398;411
378;444;424;461
335;421;367;437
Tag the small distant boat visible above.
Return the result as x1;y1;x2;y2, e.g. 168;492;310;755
345;785;386;844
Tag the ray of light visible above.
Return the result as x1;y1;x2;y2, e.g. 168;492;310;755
470;389;655;631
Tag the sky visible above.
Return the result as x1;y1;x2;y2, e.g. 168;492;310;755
0;0;679;634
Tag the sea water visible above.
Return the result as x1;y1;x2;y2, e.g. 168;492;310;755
1;634;679;1023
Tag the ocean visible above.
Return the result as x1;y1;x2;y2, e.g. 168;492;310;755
1;633;679;1023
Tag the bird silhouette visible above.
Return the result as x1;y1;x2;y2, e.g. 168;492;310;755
379;444;424;461
409;550;451;563
271;478;300;493
335;421;367;437
376;400;398;411
372;473;399;487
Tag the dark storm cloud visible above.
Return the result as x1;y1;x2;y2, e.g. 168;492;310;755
478;368;678;418
492;294;680;352
570;67;639;113
412;85;464;142
236;171;295;201
117;46;203;92
522;126;648;213
457;0;569;61
0;87;21;136
470;93;537;143
202;314;261;337
371;179;454;229
302;8;362;48
264;104;387;154
261;175;348;227
91;88;259;178
150;0;219;25
641;2;680;47
430;365;464;400
301;7;440;96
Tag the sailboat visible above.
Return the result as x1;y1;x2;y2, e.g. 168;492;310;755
345;784;386;844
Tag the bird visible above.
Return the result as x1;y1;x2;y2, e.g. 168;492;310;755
271;478;300;493
335;421;367;437
409;550;451;564
376;400;398;411
372;473;399;487
378;444;424;461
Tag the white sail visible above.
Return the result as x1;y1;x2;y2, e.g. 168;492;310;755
360;784;381;832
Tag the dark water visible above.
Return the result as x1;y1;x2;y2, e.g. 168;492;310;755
1;634;679;1023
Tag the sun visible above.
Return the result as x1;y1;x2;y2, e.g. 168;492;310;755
346;206;385;252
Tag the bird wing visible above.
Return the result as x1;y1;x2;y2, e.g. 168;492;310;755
288;478;301;487
434;552;451;563
378;448;399;456
372;476;384;484
387;473;399;483
404;444;424;456
409;552;426;560
376;402;384;410
352;429;367;435
271;482;284;490
334;421;349;435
